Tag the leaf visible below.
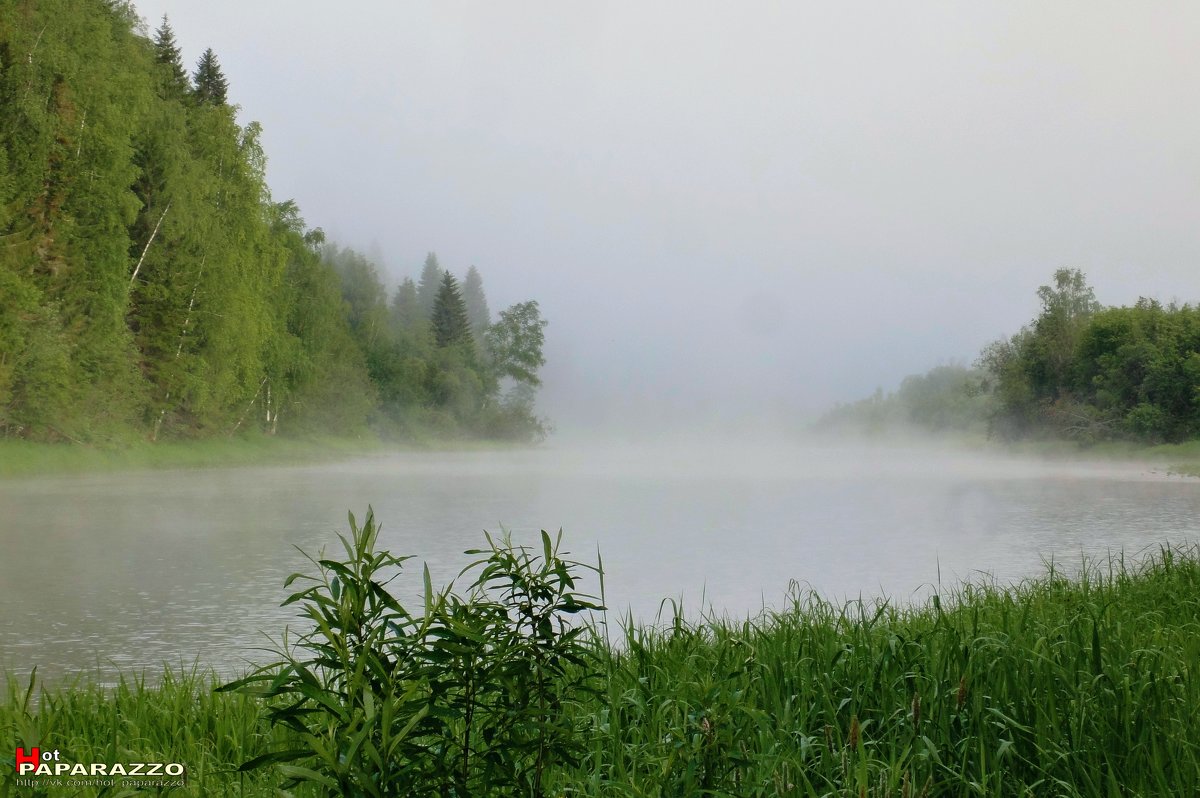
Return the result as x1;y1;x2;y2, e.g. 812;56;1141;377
236;749;310;772
277;764;340;788
295;682;350;721
424;563;434;618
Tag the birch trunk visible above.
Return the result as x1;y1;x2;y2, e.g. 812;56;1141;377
130;201;171;287
230;377;267;435
151;258;204;442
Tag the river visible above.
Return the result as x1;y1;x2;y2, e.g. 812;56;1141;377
1;441;1196;683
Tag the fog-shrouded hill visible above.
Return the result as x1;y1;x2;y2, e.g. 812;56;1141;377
0;2;548;444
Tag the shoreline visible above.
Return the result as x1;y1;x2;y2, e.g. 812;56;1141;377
809;429;1200;477
0;434;545;479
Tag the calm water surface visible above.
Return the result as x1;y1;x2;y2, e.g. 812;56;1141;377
1;442;1197;682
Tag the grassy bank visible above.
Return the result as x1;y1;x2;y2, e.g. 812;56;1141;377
592;548;1200;796
4;540;1199;796
0;434;386;478
817;427;1200;477
991;437;1200;477
0;432;541;479
1137;439;1200;475
1025;439;1200;476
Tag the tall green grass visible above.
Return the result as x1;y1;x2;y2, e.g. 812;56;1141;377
4;541;1199;796
1;665;281;796
575;547;1200;796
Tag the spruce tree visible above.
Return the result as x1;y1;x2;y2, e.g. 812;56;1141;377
193;48;229;105
430;272;473;348
153;16;190;99
390;277;422;332
416;252;442;319
462;265;490;338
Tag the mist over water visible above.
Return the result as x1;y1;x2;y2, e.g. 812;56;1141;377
130;1;1200;423
2;439;1195;683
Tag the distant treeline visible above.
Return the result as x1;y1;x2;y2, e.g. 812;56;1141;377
818;364;992;438
822;268;1200;445
0;2;546;445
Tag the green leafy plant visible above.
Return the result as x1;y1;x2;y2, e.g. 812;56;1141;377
220;509;603;797
436;529;604;795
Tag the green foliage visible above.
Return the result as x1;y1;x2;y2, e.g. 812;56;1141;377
431;271;474;350
0;0;154;441
152;15;190;99
972;269;1103;441
0;300;74;439
328;245;391;350
0;433;381;477
481;382;551;442
818;364;991;437
834;269;1200;447
270;203;375;435
576;545;1200;796
192;47;228;105
486;300;548;387
462;264;490;337
389;277;422;335
325;247;546;441
416;252;443;319
1;665;280;796
221;510;602;797
0;2;549;445
982;272;1200;443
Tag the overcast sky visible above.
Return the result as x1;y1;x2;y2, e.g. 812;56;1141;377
131;1;1200;433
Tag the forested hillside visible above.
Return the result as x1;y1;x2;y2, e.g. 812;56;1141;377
0;1;546;444
821;269;1200;446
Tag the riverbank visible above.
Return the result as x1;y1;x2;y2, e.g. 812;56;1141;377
0;433;539;479
812;427;1200;477
0;434;383;478
5;429;1197;481
1001;437;1200;476
4;544;1198;796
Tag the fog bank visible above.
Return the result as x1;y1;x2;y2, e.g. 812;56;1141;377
132;1;1200;431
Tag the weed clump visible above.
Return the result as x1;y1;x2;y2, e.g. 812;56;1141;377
220;509;602;797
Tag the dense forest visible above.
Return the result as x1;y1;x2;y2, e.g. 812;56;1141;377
0;0;548;445
822;268;1200;445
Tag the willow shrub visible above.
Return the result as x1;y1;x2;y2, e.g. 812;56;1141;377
219;509;603;797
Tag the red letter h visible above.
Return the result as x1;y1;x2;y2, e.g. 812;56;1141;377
15;747;40;773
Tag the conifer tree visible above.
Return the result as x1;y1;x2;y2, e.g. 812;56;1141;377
430;272;473;348
153;16;190;99
390;277;422;332
416;252;443;319
462;265;490;338
193;48;229;105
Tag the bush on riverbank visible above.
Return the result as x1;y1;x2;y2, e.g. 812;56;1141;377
4;529;1199;796
218;512;603;797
